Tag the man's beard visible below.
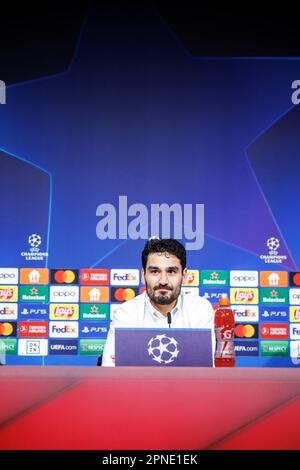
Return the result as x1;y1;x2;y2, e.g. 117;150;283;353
146;284;181;305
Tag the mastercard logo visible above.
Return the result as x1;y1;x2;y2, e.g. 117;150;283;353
290;272;300;287
0;322;15;336
51;270;78;284
112;288;138;302
235;324;258;338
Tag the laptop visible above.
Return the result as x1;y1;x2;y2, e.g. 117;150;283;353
115;328;213;367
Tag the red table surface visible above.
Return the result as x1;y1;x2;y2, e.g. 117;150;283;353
1;366;300;450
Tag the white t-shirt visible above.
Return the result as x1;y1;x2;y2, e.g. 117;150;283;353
102;291;215;366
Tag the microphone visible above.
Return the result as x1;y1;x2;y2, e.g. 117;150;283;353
167;312;172;328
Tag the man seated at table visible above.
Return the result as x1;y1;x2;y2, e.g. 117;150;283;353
101;238;214;366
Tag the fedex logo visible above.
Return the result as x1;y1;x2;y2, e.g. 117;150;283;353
290;324;300;339
110;269;139;286
0;303;18;320
49;321;79;338
233;305;259;322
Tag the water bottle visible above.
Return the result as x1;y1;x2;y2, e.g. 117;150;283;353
214;293;235;367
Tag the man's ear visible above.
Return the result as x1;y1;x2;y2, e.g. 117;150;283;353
141;269;145;285
182;268;188;284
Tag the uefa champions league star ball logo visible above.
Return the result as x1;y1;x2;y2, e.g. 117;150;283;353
28;234;42;249
260;236;287;265
147;334;179;364
21;233;48;261
267;237;280;254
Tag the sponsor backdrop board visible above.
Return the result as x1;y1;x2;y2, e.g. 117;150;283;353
1;4;300;366
0;268;299;366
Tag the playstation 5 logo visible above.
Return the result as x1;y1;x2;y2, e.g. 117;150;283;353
0;80;6;104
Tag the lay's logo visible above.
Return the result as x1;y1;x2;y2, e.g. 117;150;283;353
182;270;199;287
0;286;18;302
230;288;258;304
290;307;300;322
50;304;79;320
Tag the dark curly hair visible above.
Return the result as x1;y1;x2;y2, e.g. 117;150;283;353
141;238;186;272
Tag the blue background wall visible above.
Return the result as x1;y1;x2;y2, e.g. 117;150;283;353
0;2;299;366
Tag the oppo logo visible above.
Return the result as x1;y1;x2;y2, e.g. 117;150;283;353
233;276;255;282
0;273;16;279
53;292;76;297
